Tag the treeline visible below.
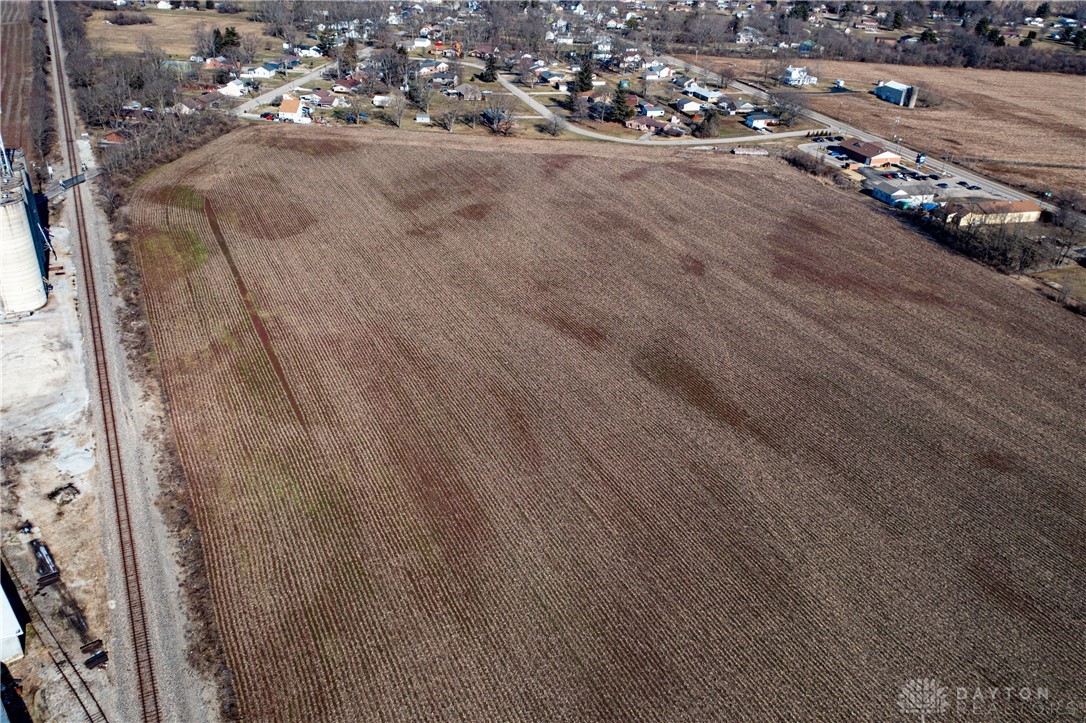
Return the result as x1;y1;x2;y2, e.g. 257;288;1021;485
648;3;1086;75
28;1;55;186
55;2;236;213
806;25;1086;74
906;210;1077;280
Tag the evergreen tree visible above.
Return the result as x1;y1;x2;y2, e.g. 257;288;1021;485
211;27;223;54
317;28;336;57
1036;2;1050;18
892;10;903;29
609;87;634;122
221;26;240;49
572;53;594;93
920;28;938;43
480;55;498;82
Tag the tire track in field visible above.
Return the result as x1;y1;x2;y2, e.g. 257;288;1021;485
204;197;306;427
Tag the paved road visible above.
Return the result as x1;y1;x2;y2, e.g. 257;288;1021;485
233;62;335;114
461;60;816;146
664;54;1057;210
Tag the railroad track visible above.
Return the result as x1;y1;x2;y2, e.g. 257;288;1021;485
44;2;162;720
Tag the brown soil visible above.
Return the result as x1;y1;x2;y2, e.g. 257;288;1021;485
129;126;1086;721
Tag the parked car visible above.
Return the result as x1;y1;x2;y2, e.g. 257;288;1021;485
937;183;949;188
814;137;824;143
260;112;274;120
927;174;941;180
957;180;970;187
968;185;982;191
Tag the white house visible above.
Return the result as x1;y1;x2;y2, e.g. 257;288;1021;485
744;111;779;129
643;61;673;79
372;94;392;107
240;66;277;80
156;0;171;8
686;84;723;103
673;98;702;113
278;96;312;123
781;66;818;86
736;27;766;44
413;37;432;49
217;79;249;97
297;46;322;58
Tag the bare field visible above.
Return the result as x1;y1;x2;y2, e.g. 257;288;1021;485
85;8;280;59
688;56;1086;194
1;0;33;151
131;127;1086;720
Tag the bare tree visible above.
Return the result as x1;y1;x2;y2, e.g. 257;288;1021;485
192;22;215;57
408;77;434;113
437;94;463;132
767;90;809;127
482;93;517;135
541;114;565;136
388;90;408;127
718;64;738;90
239;33;260;64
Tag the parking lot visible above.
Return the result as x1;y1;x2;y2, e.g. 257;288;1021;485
796;141;1013;203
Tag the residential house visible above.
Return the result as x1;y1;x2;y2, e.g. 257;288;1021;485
414;37;432;49
642;61;673;79
780;66;818;86
870;181;935;208
416;59;449;76
297;46;322;58
939;200;1042;226
101;130;131;145
332;78;361;94
430;72;459;86
240;63;279;80
736;27;765;45
453;83;483;101
217;79;250;97
672;97;702;113
309;90;344;108
278;96;312;123
670;75;697;89
744;111;779;129
838;138;900;166
686;84;723;103
640;103;666;118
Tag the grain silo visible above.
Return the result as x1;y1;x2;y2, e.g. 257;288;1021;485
1;148;48;313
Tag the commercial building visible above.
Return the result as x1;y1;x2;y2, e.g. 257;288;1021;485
838;138;901;167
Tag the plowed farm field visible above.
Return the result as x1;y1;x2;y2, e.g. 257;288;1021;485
686;56;1086;195
1;0;33;151
131;126;1086;721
